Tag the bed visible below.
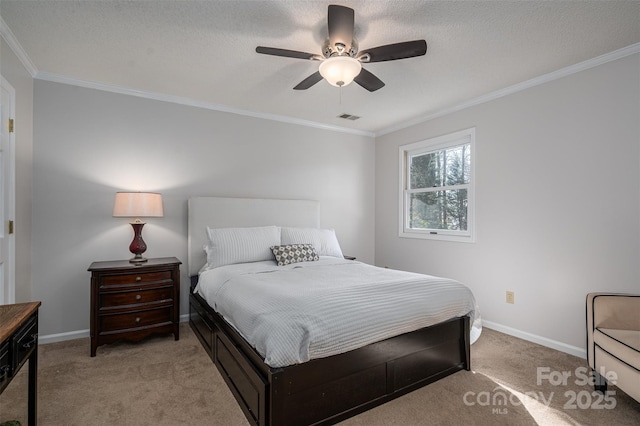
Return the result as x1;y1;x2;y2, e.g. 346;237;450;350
188;196;480;426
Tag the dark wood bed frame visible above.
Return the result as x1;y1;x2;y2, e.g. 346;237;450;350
189;276;470;426
186;197;471;425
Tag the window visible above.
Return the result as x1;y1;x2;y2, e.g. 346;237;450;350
399;128;475;242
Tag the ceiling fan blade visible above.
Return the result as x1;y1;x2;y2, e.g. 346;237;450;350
327;5;354;53
293;71;323;90
354;68;385;92
358;40;427;63
256;46;322;61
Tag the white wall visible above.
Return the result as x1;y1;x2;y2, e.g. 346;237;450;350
375;53;640;355
26;49;640;353
1;37;34;303
33;80;375;337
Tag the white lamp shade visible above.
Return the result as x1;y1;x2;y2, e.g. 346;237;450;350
318;56;362;87
113;192;164;218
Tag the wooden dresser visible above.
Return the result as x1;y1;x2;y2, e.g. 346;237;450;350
88;257;181;356
0;301;41;426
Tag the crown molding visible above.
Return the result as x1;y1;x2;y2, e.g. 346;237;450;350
376;42;640;137
4;7;636;141
1;16;373;137
0;16;38;77
34;71;376;138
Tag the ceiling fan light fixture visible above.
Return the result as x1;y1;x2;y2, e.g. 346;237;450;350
319;56;362;87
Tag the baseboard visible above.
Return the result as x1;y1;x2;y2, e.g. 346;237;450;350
38;313;192;345
39;329;90;345
482;320;587;359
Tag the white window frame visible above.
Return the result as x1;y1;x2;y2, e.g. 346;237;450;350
398;128;476;242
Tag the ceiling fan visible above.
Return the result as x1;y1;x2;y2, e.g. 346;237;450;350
256;4;427;92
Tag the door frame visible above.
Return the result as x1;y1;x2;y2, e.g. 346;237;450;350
1;74;16;304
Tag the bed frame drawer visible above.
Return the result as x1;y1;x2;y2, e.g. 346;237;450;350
189;296;215;357
215;332;266;426
393;338;462;390
281;363;387;425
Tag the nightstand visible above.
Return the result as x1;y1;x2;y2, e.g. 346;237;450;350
88;257;181;356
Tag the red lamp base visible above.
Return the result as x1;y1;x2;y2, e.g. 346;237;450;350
129;222;148;263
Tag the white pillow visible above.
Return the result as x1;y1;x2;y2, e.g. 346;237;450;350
206;225;281;268
280;227;344;258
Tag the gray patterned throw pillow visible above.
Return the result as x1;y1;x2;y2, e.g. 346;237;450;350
270;244;319;266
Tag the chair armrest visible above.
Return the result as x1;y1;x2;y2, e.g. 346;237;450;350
588;293;640;330
586;293;640;367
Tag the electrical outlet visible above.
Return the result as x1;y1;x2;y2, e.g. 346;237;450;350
506;291;515;304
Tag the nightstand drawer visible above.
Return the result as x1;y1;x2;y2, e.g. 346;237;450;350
100;307;172;332
100;270;173;287
100;286;173;309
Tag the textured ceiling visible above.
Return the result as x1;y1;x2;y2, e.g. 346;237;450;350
1;0;639;135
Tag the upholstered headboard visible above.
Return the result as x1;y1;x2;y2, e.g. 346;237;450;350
187;197;320;276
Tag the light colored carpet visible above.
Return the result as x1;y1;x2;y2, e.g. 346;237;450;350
1;323;638;425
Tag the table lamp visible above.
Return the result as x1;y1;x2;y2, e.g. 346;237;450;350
113;192;164;263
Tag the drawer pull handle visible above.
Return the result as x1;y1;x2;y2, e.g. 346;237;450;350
22;334;38;350
136;276;142;282
135;317;141;324
0;365;10;377
135;294;142;301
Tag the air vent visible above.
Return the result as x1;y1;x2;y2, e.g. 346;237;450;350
338;113;361;121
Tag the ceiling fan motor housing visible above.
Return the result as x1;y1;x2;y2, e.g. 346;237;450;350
255;4;426;92
323;38;358;58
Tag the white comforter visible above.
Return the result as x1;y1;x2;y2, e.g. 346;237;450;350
195;257;481;368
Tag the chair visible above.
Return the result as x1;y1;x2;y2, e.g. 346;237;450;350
586;293;639;402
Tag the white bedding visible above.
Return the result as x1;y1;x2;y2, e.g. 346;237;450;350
195;257;482;368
